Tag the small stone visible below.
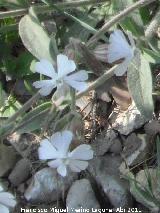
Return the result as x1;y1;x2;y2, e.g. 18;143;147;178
110;103;148;135
109;138;122;154
9;158;30;186
24;168;77;204
92;128;117;156
88;155;133;208
144;120;160;136
121;134;151;167
66;179;100;212
0;144;17;177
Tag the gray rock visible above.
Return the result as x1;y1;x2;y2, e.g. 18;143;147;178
88;155;133;208
0;144;17;177
110;103;148;135
109;138;122;154
92;128;118;156
66;179;100;212
121;134;151;167
24;167;77;204
144;120;160;136
9;158;30;186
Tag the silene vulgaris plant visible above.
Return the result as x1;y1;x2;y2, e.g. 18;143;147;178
0;0;158;211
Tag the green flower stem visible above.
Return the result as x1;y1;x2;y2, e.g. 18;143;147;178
76;65;118;99
145;9;160;40
0;0;107;19
70;87;76;111
87;0;156;47
7;92;41;123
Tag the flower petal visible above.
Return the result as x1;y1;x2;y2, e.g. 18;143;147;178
0;204;9;213
38;139;59;160
69;159;88;172
33;80;55;89
0;192;16;208
57;54;76;77
64;79;88;92
57;164;67;177
35;59;56;78
69;144;93;160
108;30;133;63
48;159;62;168
33;80;56;96
50;131;73;157
114;58;130;76
66;70;88;81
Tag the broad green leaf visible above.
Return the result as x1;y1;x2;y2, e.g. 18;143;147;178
19;9;57;64
128;50;154;119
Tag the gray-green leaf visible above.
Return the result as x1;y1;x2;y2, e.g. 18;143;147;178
19;10;56;64
128;50;154;119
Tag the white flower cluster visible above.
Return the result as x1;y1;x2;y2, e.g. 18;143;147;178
38;130;93;177
0;185;16;213
33;29;135;177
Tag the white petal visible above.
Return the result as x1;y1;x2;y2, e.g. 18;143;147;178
33;80;56;96
35;59;56;78
69;144;93;160
108;30;133;63
0;192;16;208
64;79;88;92
39;86;55;96
0;204;9;213
57;54;76;77
48;159;62;168
66;70;88;81
114;58;130;76
50;131;73;157
57;164;67;177
69;159;88;172
38;139;59;160
33;80;55;89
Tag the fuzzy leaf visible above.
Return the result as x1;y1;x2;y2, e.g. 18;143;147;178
19;10;56;64
127;50;154;119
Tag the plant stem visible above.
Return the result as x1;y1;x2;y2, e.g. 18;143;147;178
0;0;107;19
145;9;160;40
7;92;41;123
76;65;117;99
70;88;76;111
87;0;156;46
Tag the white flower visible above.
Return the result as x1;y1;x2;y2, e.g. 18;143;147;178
0;185;16;213
38;130;93;177
107;30;135;76
33;54;88;96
